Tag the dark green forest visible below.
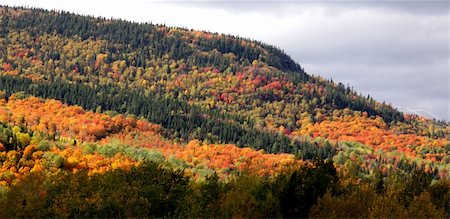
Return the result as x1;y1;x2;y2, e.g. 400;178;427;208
1;160;448;218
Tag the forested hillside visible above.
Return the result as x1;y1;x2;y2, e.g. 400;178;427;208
0;6;449;218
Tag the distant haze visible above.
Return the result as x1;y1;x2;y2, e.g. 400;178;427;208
3;0;449;121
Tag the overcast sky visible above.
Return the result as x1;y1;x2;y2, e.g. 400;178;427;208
3;0;449;121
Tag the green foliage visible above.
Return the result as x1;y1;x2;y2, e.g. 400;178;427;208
166;155;190;170
96;142;127;157
95;141;166;164
0;123;33;151
42;152;65;168
0;172;49;218
218;174;281;218
81;143;97;154
407;192;447;218
398;171;435;205
310;171;448;218
0;162;190;218
191;166;215;178
0;153;5;163
36;140;51;151
126;147;165;163
15;132;30;149
0;158;448;218
184;174;223;217
276;159;338;218
310;186;377;218
9;91;29;100
427;180;450;211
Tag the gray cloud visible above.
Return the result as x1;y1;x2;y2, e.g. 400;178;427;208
172;1;448;16
303;61;449;120
246;1;449;121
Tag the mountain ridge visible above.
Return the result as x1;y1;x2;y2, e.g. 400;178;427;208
0;5;449;218
0;4;448;175
0;5;409;123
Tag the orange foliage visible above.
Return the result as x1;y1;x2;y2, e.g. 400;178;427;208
0;144;138;186
296;113;449;160
117;132;305;178
174;140;304;177
2;95;161;142
1;63;11;71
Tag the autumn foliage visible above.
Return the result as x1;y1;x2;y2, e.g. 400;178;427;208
0;95;306;186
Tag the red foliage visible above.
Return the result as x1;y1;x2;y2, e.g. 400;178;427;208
264;81;283;90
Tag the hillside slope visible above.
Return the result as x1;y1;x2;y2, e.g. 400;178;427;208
0;6;448;177
0;6;449;218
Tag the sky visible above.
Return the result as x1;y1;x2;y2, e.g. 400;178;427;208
3;0;449;121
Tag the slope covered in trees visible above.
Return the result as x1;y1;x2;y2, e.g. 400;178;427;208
0;5;449;218
0;98;446;218
0;94;305;186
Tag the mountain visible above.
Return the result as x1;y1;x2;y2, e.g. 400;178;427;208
0;6;449;218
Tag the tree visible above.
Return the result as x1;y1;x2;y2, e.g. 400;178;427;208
277;159;338;218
